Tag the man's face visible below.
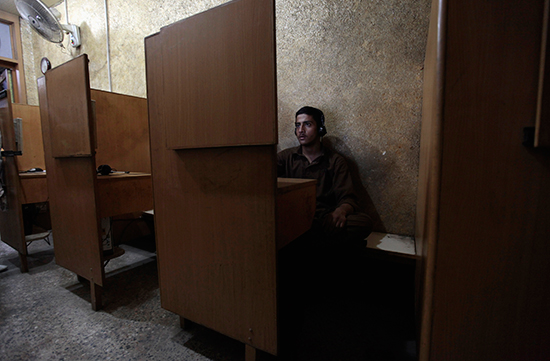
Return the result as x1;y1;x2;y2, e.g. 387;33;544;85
295;114;319;146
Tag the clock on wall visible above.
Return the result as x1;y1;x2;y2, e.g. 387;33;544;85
40;57;51;74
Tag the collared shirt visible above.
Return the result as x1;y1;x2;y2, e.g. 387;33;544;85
277;145;359;217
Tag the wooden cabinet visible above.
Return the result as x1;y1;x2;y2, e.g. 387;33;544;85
416;0;550;359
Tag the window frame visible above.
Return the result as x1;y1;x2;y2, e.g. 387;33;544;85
0;10;27;104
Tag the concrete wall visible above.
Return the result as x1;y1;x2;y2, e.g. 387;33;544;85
21;0;430;236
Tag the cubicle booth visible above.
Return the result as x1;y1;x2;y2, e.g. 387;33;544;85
37;55;153;310
145;0;315;358
0;90;49;272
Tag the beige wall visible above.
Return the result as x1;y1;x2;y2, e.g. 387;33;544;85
21;0;430;236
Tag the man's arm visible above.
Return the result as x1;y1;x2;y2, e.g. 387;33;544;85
322;154;359;231
323;202;354;232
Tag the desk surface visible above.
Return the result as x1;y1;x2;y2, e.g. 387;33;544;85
19;172;47;179
96;172;151;179
277;177;316;193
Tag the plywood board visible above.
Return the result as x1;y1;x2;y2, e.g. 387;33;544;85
91;90;151;172
38;76;104;285
153;146;278;355
0;93;26;255
45;55;93;158
276;178;316;250
12;103;45;171
146;0;279;354
96;173;153;218
19;173;47;204
155;0;277;149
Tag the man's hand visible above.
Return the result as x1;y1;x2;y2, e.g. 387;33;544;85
322;203;353;233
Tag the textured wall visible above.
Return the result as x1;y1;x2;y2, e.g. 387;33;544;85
20;0;430;236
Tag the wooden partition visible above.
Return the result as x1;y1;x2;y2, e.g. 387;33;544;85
0;91;27;271
416;0;550;359
146;0;315;358
0;91;48;272
38;55;152;310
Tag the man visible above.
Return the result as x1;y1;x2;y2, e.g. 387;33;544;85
277;106;373;251
276;107;373;351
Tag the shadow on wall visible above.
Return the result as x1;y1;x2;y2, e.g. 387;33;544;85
323;136;386;233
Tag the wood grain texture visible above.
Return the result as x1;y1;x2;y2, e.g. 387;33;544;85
38;76;104;285
415;0;446;358
153;146;278;355
0;93;27;258
146;1;280;353
91;90;151;172
536;0;550;147
276;178;316;250
96;173;152;218
418;0;550;359
19;173;47;204
12;103;45;172
39;58;153;304
45;55;93;158
158;0;277;149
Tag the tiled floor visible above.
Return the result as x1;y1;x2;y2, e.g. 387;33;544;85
0;236;416;360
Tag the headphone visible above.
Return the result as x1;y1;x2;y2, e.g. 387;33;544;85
318;113;327;137
294;107;327;137
97;164;112;175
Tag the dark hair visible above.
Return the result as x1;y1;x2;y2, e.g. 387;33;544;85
295;106;327;136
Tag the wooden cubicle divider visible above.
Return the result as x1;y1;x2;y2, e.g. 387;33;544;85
416;0;550;359
0;91;27;271
0;91;48;272
13;103;48;206
145;0;307;358
92;89;151;173
38;54;152;310
536;0;550;147
12;103;46;172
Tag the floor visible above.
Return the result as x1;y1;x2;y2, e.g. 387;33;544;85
0;235;417;361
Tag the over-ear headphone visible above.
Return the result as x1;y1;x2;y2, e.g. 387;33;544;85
318;112;327;137
97;164;112;175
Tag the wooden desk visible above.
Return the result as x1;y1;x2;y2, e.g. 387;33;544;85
37;55;152;310
96;173;152;219
276;178;317;250
19;172;48;204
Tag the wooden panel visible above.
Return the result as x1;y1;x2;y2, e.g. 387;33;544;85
38;76;104;286
12;103;45;171
157;0;277;149
276;178;316;250
91;90;151;172
0;93;26;255
96;173;153;218
19;174;47;204
45;55;93;158
153;146;278;355
415;0;445;358
536;0;550;147
418;0;550;359
146;0;279;354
